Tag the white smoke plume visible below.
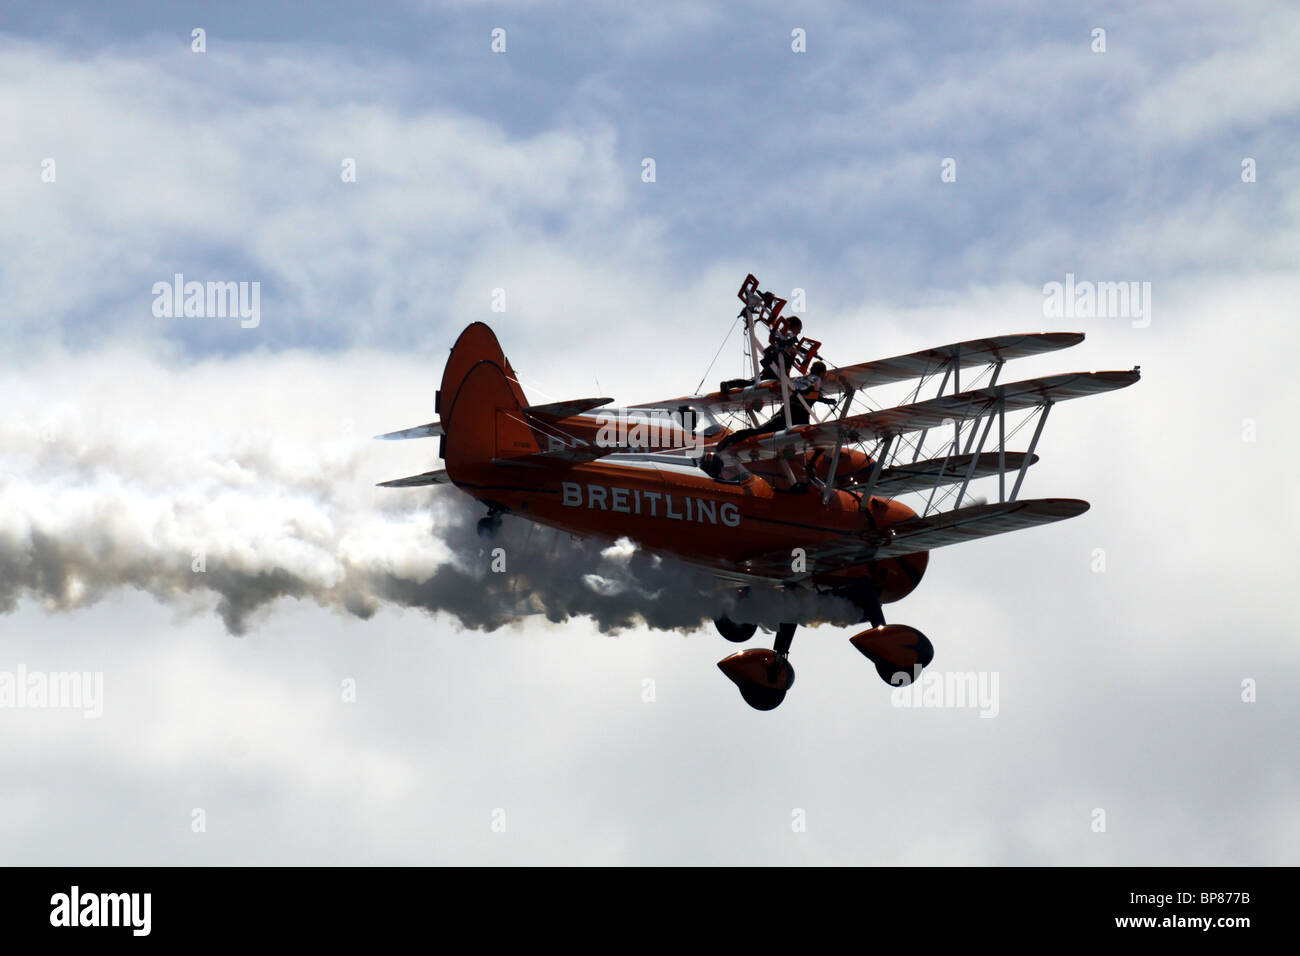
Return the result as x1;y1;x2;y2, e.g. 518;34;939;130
0;348;858;636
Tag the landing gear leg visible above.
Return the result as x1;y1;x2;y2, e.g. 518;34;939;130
841;578;886;628
840;578;933;687
773;620;795;657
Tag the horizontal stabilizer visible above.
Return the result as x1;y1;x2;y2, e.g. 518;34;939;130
376;469;450;488
375;421;443;440
527;397;614;419
493;443;615;467
859;452;1038;497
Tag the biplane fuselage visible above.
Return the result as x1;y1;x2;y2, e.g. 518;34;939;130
378;279;1138;710
452;452;929;604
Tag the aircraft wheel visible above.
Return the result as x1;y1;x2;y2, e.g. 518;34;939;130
875;661;914;686
714;614;757;643
739;681;788;711
476;514;502;538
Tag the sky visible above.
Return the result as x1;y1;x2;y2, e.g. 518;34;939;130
1;0;1298;865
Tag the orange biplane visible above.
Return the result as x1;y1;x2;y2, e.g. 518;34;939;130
377;275;1140;710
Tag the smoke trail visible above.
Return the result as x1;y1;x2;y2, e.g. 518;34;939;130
0;365;858;636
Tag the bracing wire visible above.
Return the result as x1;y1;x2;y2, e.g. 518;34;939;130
694;314;742;396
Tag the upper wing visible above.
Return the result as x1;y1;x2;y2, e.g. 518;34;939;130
634;332;1085;414
805;369;1139;447
821;332;1085;394
735;369;1139;460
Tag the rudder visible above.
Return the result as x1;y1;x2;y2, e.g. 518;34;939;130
443;359;540;483
439;323;528;416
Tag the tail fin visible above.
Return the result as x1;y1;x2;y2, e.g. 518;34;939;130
442;358;540;482
439;322;528;416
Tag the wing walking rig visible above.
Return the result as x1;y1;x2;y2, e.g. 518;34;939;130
375;274;1140;710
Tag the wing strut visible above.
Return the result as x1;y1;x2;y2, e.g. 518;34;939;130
953;400;999;511
858;434;894;509
1010;400;1052;502
820;386;856;505
947;394;1053;509
998;393;1006;502
961;358;1004;457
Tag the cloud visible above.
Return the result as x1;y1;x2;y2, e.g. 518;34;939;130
7;4;1297;364
1129;1;1300;145
0;35;638;355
